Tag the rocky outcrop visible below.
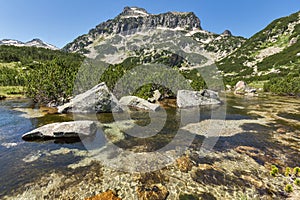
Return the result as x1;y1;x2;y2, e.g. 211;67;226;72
121;7;149;17
177;89;221;108
85;190;121;200
120;96;160;111
57;82;123;113
22;121;97;141
63;7;201;53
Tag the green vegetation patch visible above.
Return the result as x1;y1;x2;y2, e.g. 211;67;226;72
0;86;24;98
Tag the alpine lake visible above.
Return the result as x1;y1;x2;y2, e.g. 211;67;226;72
0;93;299;200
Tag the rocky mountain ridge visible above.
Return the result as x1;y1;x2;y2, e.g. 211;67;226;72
63;7;244;60
0;38;59;50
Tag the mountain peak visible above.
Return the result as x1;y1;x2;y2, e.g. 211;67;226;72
28;38;44;43
222;30;232;36
121;6;149;17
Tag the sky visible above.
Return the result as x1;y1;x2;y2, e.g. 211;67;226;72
0;0;299;48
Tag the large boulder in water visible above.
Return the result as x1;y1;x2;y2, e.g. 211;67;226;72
234;81;257;95
57;82;123;113
22;121;97;141
177;89;221;108
234;81;247;93
119;96;161;111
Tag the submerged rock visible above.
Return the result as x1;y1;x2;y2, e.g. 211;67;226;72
85;190;121;200
137;184;169;200
120;96;161;111
22;121;97;141
176;155;194;173
176;89;221;108
57;82;123;113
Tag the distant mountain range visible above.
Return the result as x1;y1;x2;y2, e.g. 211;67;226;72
0;38;59;50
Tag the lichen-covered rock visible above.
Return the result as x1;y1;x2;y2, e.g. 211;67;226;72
57;82;122;113
22;121;97;141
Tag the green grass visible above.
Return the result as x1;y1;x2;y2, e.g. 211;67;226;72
0;86;25;98
248;80;268;89
0;62;18;68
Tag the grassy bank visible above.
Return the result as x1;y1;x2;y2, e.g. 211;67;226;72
0;86;25;99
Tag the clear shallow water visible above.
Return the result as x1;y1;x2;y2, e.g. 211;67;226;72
0;99;84;197
0;95;299;198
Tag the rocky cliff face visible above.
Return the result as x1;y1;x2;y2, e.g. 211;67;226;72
63;7;202;53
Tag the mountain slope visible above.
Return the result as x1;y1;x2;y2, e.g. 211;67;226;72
63;7;245;61
0;38;59;50
63;7;201;53
217;11;300;88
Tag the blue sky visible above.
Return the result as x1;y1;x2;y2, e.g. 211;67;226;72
0;0;299;48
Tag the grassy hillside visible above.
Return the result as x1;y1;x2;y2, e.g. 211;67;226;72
0;45;84;102
217;11;300;95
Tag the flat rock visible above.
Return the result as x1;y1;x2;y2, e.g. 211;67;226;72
22;121;97;141
57;82;123;113
177;89;221;108
120;96;160;111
